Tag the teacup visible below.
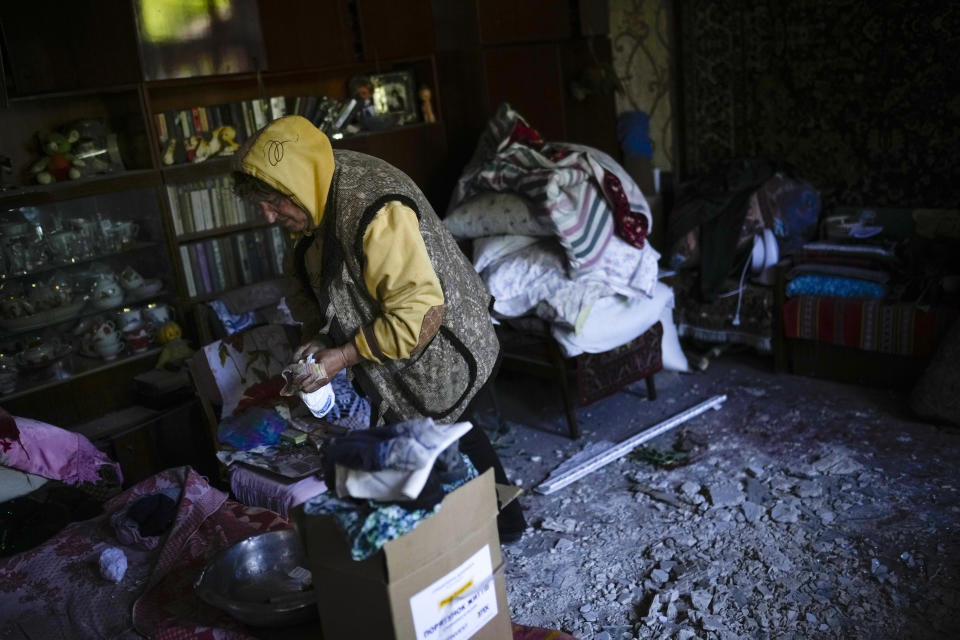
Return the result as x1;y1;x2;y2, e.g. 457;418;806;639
22;340;56;366
0;353;17;394
119;266;145;291
0;370;16;394
0;221;29;237
95;339;125;361
144;303;171;326
115;221;139;247
47;230;77;256
93;320;118;342
67;217;98;237
124;327;152;353
117;307;142;332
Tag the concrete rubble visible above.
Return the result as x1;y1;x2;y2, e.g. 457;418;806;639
486;354;960;640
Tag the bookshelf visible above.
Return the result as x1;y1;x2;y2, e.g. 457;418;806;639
0;0;447;428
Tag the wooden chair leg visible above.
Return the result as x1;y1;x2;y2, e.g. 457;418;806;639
645;375;657;401
548;340;580;439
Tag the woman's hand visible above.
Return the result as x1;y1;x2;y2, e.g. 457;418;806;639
294;341;362;392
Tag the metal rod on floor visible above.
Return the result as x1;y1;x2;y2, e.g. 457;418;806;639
534;394;728;495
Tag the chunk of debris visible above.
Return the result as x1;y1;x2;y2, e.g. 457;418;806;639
541;517;579;534
706;482;743;508
770;501;800;523
811;452;864;475
741;501;763;523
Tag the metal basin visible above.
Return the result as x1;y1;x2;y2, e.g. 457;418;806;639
194;529;318;627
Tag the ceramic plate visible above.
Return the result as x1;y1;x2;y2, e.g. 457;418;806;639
126;279;163;301
16;344;72;372
0;301;86;333
91;293;125;310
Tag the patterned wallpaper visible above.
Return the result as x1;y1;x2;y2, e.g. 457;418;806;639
678;0;960;208
609;0;675;171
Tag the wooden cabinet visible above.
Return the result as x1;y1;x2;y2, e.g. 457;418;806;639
0;2;141;95
433;1;618;204
477;0;572;44
0;1;450;439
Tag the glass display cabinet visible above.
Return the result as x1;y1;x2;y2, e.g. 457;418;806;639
0;189;174;400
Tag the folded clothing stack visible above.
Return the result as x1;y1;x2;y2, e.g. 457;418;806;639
786;241;898;300
322;418;473;510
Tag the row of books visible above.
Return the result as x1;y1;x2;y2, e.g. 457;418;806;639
155;94;354;164
178;226;288;298
167;176;259;236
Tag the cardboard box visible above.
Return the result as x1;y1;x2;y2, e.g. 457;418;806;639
294;469;518;640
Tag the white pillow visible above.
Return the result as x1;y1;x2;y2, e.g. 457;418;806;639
443;192;553;239
472;235;540;273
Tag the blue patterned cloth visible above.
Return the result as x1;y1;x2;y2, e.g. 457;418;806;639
786;275;887;299
303;457;478;560
207;300;256;335
325;370;371;431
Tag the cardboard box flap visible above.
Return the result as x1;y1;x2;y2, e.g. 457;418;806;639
382;469;497;580
495;483;522;510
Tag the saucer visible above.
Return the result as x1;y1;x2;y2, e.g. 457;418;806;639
91;292;125;310
17;344;72;372
126;279;163;301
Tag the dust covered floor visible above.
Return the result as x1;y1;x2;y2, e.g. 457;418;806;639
476;353;960;640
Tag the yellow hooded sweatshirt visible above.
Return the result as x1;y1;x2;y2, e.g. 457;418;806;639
234;115;443;362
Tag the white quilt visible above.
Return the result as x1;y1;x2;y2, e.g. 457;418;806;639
477;233;659;332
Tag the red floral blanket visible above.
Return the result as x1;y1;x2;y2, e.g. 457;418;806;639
0;466;289;640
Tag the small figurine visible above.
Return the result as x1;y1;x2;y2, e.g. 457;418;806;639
419;86;436;123
189;126;240;163
348;75;377;129
29;130;82;184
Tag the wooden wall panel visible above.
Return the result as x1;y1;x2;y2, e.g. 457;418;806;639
0;1;141;95
483;44;565;143
560;37;619;157
356;0;436;61
259;0;355;71
477;0;572;43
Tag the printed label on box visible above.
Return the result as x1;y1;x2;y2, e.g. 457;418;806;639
409;544;498;640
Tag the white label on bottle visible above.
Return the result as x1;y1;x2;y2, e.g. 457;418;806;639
409;544;497;640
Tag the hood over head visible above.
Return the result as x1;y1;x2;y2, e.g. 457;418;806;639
232;115;334;228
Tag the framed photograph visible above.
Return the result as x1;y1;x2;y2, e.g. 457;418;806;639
369;71;419;126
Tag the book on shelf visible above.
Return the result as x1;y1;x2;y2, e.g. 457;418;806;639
168;177;257;237
208;240;227;292
179;245;197;298
153;86;386;166
220;237;240;289
234;233;253;284
191;242;214;295
177;228;288;298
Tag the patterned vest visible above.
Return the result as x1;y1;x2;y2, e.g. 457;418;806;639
295;150;499;424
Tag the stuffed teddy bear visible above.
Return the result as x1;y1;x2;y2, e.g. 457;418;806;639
29;130;83;184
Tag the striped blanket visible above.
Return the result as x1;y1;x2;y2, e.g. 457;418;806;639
450;103;651;275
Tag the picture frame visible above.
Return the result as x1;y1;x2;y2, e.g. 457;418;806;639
369;71;419;126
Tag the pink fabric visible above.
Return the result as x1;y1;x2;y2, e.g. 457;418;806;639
228;464;327;518
0;415;122;485
0;466;290;640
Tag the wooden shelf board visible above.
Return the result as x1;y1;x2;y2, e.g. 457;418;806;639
0;346;163;403
0;241;162;284
160;157;233;183
176;219;272;243
0;170;161;207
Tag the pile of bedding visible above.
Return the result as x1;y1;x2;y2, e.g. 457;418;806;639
445;104;686;370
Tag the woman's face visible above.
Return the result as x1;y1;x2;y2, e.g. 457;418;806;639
258;197;312;232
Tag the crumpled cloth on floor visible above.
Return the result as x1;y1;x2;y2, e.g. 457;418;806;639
304;456;477;560
111;487;181;550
